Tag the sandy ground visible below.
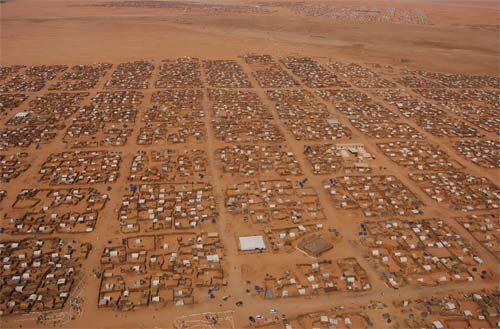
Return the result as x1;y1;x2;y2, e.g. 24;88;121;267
0;0;499;328
0;0;499;73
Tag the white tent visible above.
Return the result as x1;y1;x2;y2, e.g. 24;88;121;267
239;235;266;251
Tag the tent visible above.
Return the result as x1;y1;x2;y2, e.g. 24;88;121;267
239;235;266;251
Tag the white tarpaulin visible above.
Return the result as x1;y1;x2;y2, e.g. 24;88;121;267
239;235;266;251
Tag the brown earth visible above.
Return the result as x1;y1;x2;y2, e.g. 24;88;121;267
1;0;499;74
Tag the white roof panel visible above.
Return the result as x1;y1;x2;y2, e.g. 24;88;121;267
239;235;266;251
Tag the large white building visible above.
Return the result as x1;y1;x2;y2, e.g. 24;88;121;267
239;235;266;251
